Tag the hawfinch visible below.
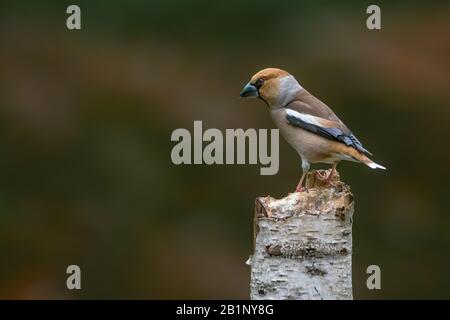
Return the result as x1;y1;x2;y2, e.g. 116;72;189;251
240;68;385;192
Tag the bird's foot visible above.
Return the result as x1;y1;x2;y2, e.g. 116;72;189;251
315;170;338;188
295;186;308;193
316;171;329;181
315;170;332;181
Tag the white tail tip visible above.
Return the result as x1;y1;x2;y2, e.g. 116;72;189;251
368;162;386;170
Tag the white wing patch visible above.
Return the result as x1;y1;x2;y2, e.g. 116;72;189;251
285;109;324;127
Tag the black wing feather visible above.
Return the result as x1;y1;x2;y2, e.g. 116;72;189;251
286;112;372;156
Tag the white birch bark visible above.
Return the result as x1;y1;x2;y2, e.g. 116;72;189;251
247;169;354;300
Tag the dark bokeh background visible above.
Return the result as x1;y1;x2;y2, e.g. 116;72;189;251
0;1;449;299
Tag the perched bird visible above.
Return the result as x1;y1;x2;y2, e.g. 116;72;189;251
240;68;385;192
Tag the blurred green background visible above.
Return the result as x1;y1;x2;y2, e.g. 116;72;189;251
0;0;449;299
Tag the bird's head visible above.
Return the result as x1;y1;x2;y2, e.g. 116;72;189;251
240;68;302;108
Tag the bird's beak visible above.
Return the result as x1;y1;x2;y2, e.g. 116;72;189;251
239;82;259;98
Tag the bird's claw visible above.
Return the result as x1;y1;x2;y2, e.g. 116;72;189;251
315;170;330;180
327;180;339;188
315;170;339;188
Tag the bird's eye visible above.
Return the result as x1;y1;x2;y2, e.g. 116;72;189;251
255;78;265;88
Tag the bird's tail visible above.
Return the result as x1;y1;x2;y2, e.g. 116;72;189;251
343;145;386;170
356;152;386;170
365;160;386;170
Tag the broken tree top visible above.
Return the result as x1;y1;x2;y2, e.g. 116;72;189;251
256;169;353;220
249;168;354;300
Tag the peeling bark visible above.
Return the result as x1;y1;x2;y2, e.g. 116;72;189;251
247;169;354;300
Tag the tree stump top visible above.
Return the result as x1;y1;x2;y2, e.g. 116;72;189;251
255;169;354;221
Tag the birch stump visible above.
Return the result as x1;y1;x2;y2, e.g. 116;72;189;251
247;169;354;300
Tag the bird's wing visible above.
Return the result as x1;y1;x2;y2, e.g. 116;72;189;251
285;91;372;156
